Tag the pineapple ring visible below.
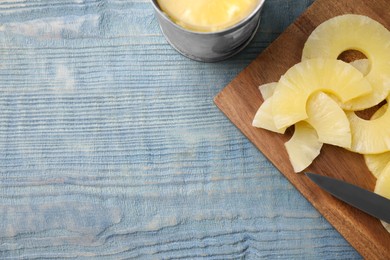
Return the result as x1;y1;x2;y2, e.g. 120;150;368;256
302;14;390;110
374;162;390;233
272;58;371;129
363;104;390;178
258;59;369;134
254;86;352;148
285;92;351;173
347;99;390;154
285;121;323;173
305;92;351;148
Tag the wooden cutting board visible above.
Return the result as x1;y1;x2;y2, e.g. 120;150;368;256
214;0;390;258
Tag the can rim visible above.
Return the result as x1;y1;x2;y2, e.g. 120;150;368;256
158;12;262;62
150;0;266;35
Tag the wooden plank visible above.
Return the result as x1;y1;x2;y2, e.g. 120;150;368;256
214;0;390;259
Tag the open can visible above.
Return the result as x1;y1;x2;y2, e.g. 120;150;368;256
150;0;266;62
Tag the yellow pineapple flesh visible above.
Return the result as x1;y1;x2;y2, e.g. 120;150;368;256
254;90;350;171
285;121;323;173
272;58;371;129
259;82;277;100
347;100;390;154
305;92;351;148
302;14;390;110
364;104;390;178
253;87;352;146
252;96;287;134
253;82;287;133
365;151;390;178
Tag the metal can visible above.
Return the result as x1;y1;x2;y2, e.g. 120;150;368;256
150;0;266;62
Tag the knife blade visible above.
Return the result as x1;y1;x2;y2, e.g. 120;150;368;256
305;172;390;223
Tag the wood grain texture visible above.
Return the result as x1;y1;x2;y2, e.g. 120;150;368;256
215;0;390;259
0;0;364;259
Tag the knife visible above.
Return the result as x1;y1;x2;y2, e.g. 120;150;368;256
305;172;390;223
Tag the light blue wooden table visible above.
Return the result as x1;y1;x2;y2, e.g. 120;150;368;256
0;0;362;259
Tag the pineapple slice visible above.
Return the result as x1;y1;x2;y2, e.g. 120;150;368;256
285;91;348;172
302;14;390;110
255;91;349;172
257;58;367;101
374;162;390;233
364;104;390;178
374;161;390;197
285;121;323;173
259;82;277;100
347;100;390;154
253;82;286;133
253;88;352;147
272;58;371;129
256;59;369;133
252;96;287;134
365;151;390;178
306;92;351;148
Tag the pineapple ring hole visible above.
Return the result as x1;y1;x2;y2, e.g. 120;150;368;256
354;100;387;120
337;49;371;76
337;49;367;62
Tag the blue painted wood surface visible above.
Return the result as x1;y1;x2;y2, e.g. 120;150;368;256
0;0;362;259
